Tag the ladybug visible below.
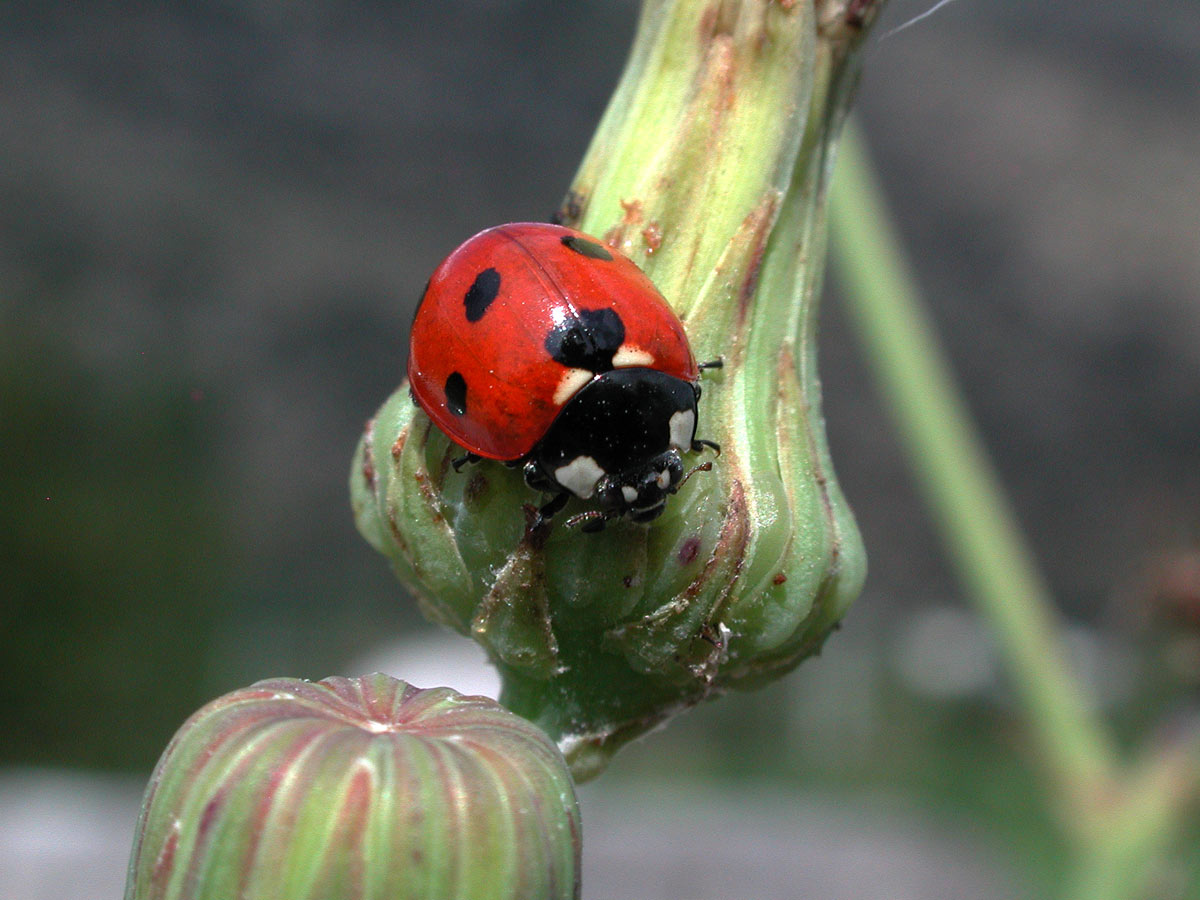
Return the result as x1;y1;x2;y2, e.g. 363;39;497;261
408;222;719;530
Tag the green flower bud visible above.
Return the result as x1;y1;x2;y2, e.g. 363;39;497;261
125;675;580;900
352;0;881;780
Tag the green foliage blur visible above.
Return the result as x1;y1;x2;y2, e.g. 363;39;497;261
1;319;223;768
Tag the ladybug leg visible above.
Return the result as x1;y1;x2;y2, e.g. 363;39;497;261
693;359;723;403
523;461;573;530
451;451;482;473
522;460;557;494
691;438;721;455
530;491;570;531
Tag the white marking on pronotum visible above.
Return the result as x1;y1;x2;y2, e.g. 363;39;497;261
621;486;638;504
655;469;670;489
668;409;695;450
552;368;595;406
613;344;654;368
555;456;605;499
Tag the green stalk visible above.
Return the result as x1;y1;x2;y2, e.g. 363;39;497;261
828;114;1200;900
827;121;1118;806
1063;748;1195;900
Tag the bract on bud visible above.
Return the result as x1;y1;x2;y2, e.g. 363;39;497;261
125;675;580;900
352;0;882;780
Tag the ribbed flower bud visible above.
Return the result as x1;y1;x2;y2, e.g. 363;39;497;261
124;675;580;900
352;0;882;780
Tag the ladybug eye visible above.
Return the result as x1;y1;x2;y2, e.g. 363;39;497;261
591;476;626;512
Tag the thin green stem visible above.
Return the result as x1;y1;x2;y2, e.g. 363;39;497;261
826;120;1118;805
1062;748;1195;900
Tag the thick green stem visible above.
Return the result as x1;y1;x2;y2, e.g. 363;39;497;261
354;0;875;781
827;120;1118;805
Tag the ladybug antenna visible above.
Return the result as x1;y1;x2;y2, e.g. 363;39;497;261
676;459;714;490
565;509;617;534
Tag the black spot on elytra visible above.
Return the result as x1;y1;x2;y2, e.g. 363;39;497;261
544;307;625;372
464;268;501;322
445;372;467;416
561;234;613;261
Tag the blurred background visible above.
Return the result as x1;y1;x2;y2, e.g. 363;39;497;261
2;1;1197;897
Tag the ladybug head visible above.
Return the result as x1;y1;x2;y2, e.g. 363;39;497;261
592;450;685;523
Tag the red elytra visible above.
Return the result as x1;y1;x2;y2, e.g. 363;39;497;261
407;223;699;462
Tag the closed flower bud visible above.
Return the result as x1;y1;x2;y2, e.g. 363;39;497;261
125;675;580;900
352;0;880;780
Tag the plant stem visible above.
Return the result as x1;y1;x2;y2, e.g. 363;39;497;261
826;119;1118;807
1062;752;1187;900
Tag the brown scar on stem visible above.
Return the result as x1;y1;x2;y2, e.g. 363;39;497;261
735;191;783;326
464;471;489;505
553;188;588;227
777;342;842;593
390;424;408;460
642;222;663;253
615;479;749;666
360;419;377;491
412;469;445;526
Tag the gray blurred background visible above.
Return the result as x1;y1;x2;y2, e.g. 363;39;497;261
2;2;1198;897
